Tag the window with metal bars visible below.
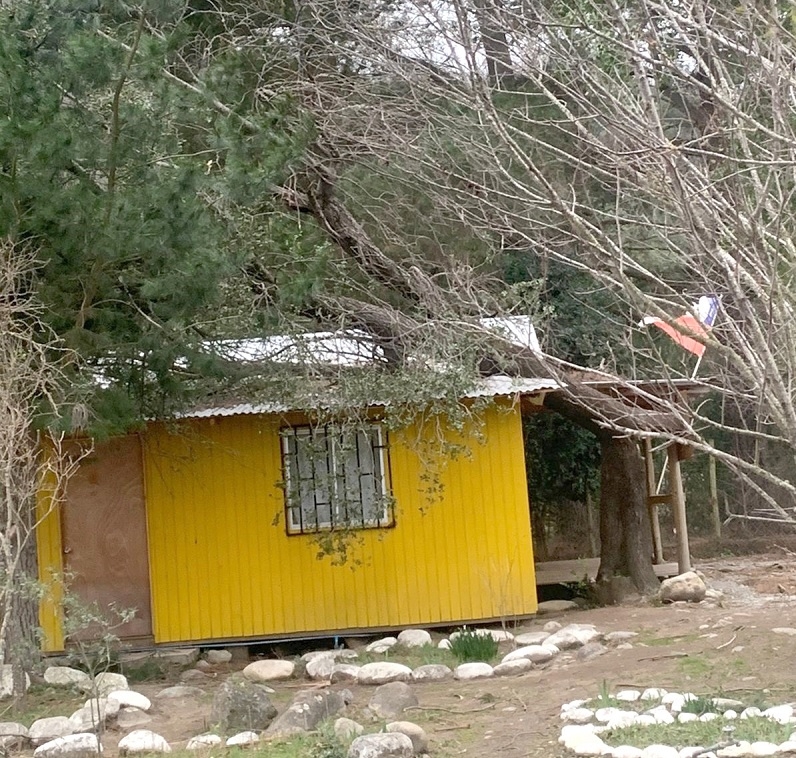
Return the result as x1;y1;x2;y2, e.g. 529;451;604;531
280;423;393;534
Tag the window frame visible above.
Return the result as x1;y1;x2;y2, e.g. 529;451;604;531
279;422;394;535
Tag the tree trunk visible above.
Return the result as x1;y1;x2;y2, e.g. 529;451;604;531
596;436;660;594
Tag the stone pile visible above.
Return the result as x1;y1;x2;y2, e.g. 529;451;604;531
559;688;796;757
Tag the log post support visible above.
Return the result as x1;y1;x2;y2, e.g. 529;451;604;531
643;439;665;564
667;442;692;573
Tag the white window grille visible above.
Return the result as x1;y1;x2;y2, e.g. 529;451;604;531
280;423;392;534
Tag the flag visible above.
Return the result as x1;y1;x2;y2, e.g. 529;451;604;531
641;295;719;358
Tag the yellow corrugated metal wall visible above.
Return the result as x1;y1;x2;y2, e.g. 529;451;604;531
143;402;537;643
37;464;65;652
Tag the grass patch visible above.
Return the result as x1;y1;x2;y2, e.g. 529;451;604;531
448;629;499;664
0;684;84;725
678;656;712;679
604;717;791;750
680;695;720;716
170;728;349;758
358;644;458;668
638;633;701;647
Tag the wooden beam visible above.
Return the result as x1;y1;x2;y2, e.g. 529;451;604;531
667;442;691;573
644;439;665;564
534;558;679;586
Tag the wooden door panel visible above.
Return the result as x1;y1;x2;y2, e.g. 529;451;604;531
61;436;152;640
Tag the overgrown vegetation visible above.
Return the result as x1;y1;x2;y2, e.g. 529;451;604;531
448;629;499;663
604;718;791;750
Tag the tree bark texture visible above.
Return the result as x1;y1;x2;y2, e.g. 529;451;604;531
596;436;660;594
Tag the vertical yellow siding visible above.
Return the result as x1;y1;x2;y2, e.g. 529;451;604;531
144;402;536;643
36;464;65;652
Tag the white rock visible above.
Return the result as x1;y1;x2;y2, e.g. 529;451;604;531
546;625;600;650
514;631;550;645
538;600;580;613
641;688;668;701
118;729;171;755
385;721;429;754
560;724;596;742
605;632;639;643
772;628;796;636
472;628;514;642
331;664;362;684
678;749;706;758
565;733;610;756
306;656;336;680
678;713;698;723
186;734;222;750
647;706;675;725
764;705;793;724
714;698;744;709
635;715;657;726
747;742;778;756
242;660;294;682
348;732;414;758
777;741;796;754
612;748;643;758
334;718;364;741
640;747;679;758
407;664;450;682
663;694;685;713
205;650;232;664
502;645;556;664
699;713;719;722
116;709;153;730
659;572;707;603
724;710;738;720
153;648;199;666
563;708;596;724
562;700;588;713
741;707;763;719
29;718;75;746
0;722;29;749
717;743;751;757
595;708;623;723
357;662;412;685
437;639;451;650
44;667;91;689
397;629;432;648
493;659;532;677
365;637;398;653
33;733;100;758
155;686;204;699
616;690;641;702
606;712;639;729
453;662;494;680
543;621;563;632
93;672;129;696
0;665;30;699
107;691;151;712
225;732;259;746
68;707;106;733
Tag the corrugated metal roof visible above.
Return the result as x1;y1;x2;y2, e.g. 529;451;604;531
179;375;561;419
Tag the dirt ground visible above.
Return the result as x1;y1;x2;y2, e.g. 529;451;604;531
79;552;796;757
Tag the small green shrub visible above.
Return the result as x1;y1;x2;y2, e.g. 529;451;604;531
448;628;498;663
680;695;719;715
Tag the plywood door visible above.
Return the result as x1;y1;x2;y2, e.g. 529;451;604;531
61;436;153;641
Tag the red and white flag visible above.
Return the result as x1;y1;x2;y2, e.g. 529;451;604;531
640;296;719;358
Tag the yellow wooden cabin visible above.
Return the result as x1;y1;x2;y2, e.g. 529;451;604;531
36;378;556;652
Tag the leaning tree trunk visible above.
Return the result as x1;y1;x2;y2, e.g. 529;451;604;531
596;436;659;594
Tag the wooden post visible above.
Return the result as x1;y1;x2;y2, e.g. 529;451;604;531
585;489;599;557
667;442;692;573
643;439;665;564
708;441;721;539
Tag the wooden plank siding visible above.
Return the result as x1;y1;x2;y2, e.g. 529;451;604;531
142;401;537;644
